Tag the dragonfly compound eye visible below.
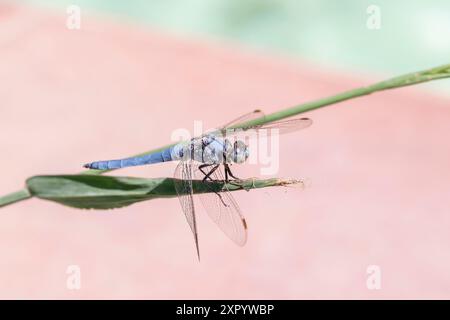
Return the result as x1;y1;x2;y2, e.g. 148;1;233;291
233;140;248;164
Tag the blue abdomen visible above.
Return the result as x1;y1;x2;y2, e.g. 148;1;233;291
84;147;174;170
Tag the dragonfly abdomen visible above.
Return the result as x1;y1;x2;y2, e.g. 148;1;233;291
84;147;174;170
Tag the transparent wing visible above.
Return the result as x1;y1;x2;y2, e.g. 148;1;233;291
220;109;265;129
173;161;200;260
194;110;311;141
193;110;265;141
223;116;313;138
192;164;248;246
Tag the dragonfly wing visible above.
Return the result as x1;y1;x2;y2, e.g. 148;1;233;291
195;110;265;141
193;164;248;246
174;160;200;259
220;109;265;129
194;111;311;141
251;116;312;133
224;116;313;137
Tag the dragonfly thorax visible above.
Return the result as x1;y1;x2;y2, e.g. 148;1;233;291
172;135;249;164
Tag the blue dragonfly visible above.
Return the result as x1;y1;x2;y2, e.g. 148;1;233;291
84;110;312;259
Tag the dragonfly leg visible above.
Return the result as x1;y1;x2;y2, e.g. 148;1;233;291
216;192;228;207
199;164;220;182
224;164;241;182
198;163;211;179
199;164;229;207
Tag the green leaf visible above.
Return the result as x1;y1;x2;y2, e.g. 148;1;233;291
26;175;300;210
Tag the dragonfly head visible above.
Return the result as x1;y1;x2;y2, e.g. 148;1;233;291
232;140;249;164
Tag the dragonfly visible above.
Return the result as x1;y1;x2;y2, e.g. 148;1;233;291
83;110;312;260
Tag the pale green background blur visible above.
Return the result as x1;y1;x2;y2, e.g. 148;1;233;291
18;0;450;92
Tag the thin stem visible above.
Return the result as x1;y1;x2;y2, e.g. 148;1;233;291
232;64;450;129
0;189;32;208
0;63;449;208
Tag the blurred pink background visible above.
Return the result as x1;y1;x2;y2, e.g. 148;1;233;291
1;4;450;299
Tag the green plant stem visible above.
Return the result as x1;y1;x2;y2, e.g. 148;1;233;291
0;189;31;208
0;63;449;208
233;63;450;128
